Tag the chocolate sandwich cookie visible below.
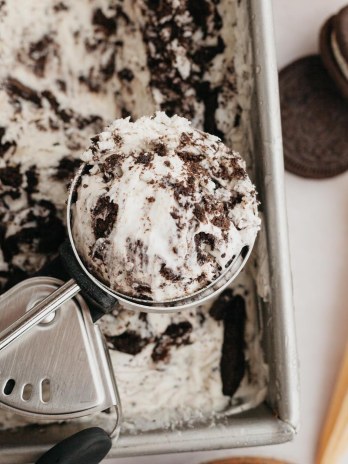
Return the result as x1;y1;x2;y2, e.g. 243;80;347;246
320;6;348;101
279;55;348;178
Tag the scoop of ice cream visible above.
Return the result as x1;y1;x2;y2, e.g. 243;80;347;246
72;112;260;301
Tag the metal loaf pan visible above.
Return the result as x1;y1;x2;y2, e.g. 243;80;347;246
0;0;299;461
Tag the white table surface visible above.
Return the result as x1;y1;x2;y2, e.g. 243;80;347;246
107;1;348;463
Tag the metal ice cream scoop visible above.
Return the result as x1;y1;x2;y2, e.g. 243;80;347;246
0;276;121;463
0;163;256;352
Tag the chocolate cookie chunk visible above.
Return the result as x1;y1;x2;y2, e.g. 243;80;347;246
151;321;193;363
320;7;348;101
279;55;348;178
105;330;149;356
210;289;246;397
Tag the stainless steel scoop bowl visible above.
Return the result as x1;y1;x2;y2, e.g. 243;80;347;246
0;163;256;351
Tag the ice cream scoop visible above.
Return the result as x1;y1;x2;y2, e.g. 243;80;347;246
0;113;260;351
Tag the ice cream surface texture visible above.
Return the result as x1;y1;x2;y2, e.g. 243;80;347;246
0;0;269;433
73;113;260;301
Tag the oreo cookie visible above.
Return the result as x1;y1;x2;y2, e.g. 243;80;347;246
279;55;348;178
320;6;348;101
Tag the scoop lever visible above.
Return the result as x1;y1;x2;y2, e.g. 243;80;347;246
0;240;118;352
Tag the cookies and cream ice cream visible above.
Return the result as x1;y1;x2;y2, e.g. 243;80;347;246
72;113;260;301
0;0;268;434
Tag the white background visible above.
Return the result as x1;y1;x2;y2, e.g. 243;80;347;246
108;1;348;463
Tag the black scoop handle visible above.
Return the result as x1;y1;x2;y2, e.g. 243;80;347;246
36;240;118;322
36;427;112;464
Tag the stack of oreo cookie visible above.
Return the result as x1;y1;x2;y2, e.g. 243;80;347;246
279;6;348;179
321;6;348;101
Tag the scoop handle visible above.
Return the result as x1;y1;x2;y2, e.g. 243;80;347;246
35;427;112;464
0;240;118;351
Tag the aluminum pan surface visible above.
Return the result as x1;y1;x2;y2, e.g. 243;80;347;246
0;0;299;461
